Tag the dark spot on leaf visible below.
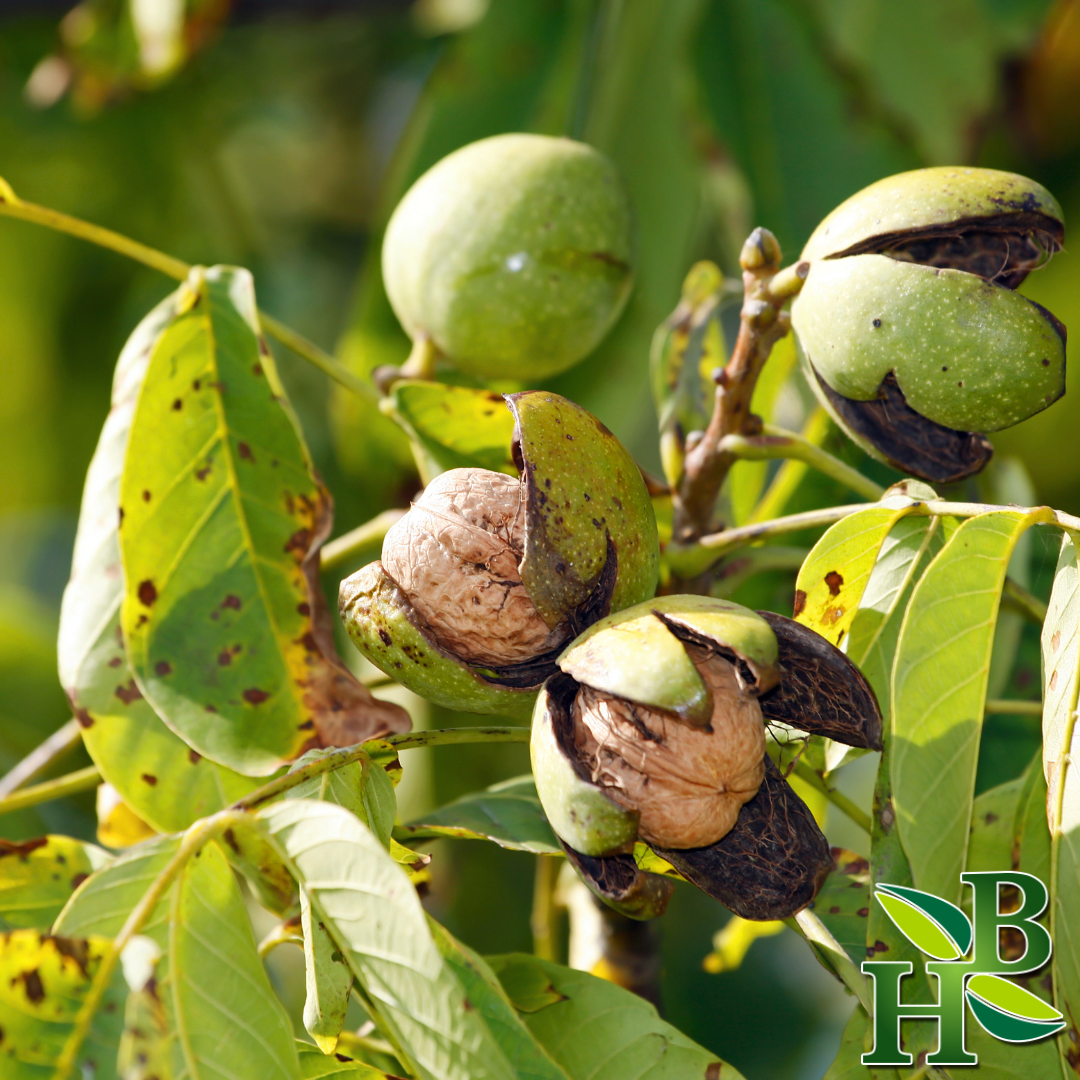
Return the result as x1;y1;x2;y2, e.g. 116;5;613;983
829;906;841;914
17;969;44;1003
985;811;998;824
297;631;318;653
141;774;157;786
195;463;212;482
253;363;263;376
172;398;183;411
463;997;474;1011
222;594;242;610
556;562;566;574
1042;357;1050;366
74;708;94;729
115;680;143;704
193;379;201;390
874;940;889;953
857;907;870;917
334;1054;353;1063
872;318;881;328
138;580;157;606
189;749;201;764
238;442;254;462
243;688;269;705
222;829;241;855
942;366;948;372
205;703;217;713
217;651;232;667
706;1065;722;1080
284;529;312;558
297;602;310;617
155;661;172;677
379;629;392;646
70;873;88;890
141;490;151;503
824;571;843;596
108;656;122;668
298;720;314;730
793;589;807;617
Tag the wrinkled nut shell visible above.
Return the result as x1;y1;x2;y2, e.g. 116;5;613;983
382;468;569;666
571;646;765;849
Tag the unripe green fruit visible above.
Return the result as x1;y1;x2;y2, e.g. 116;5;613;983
382;134;633;380
792;167;1067;483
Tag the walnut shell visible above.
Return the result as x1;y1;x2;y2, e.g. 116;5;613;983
570;645;765;850
381;467;569;666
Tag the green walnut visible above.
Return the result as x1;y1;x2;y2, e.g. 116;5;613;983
382;133;633;380
792;167;1067;483
532;596;882;919
339;391;659;719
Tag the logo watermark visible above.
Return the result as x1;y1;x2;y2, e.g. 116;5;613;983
862;871;1064;1066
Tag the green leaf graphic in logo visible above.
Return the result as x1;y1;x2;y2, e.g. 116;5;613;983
966;974;1066;1043
873;884;973;960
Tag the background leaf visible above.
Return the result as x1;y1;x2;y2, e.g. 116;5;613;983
119;266;408;775
806;848;870;965
397;776;560;854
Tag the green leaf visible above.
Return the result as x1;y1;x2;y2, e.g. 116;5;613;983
383;381;517;478
1041;529;1080;1056
488;954;743;1080
873;884;971;960
0;929;128;1080
428;920;569;1080
301;891;353;1054
0;836;109;931
297;1042;397;1079
258;798;518;1080
57;288;260;831
119;266;407;776
288;747;397;849
892;510;1046;904
118;941;172;1080
807;848;871;965
397;775;560;854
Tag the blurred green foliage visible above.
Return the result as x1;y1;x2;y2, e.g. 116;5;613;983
2;1;1079;1076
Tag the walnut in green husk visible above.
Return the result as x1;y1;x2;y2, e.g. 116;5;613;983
792;167;1066;483
532;596;883;920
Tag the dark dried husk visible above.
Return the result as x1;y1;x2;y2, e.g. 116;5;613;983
560;840;675;920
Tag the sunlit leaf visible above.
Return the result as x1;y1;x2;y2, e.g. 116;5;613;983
384;381;517;478
488;953;744;1079
1041;529;1080;1057
398;775;560;854
892;510;1046;904
119;266;408;776
57;288;260;831
258;799;517;1080
0;835;109;931
873;884;971;960
966;776;1025;875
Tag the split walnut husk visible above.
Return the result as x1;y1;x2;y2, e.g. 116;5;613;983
531;597;882;920
792;167;1067;484
339;390;659;718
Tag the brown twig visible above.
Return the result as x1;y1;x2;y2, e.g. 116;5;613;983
672;229;808;545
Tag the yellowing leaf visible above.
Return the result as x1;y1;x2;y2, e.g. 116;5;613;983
119;266;409;775
96;783;158;849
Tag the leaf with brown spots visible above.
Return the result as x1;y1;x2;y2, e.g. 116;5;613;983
58;285;261;831
0;929;127;1079
0;836;109;932
118;267;409;775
